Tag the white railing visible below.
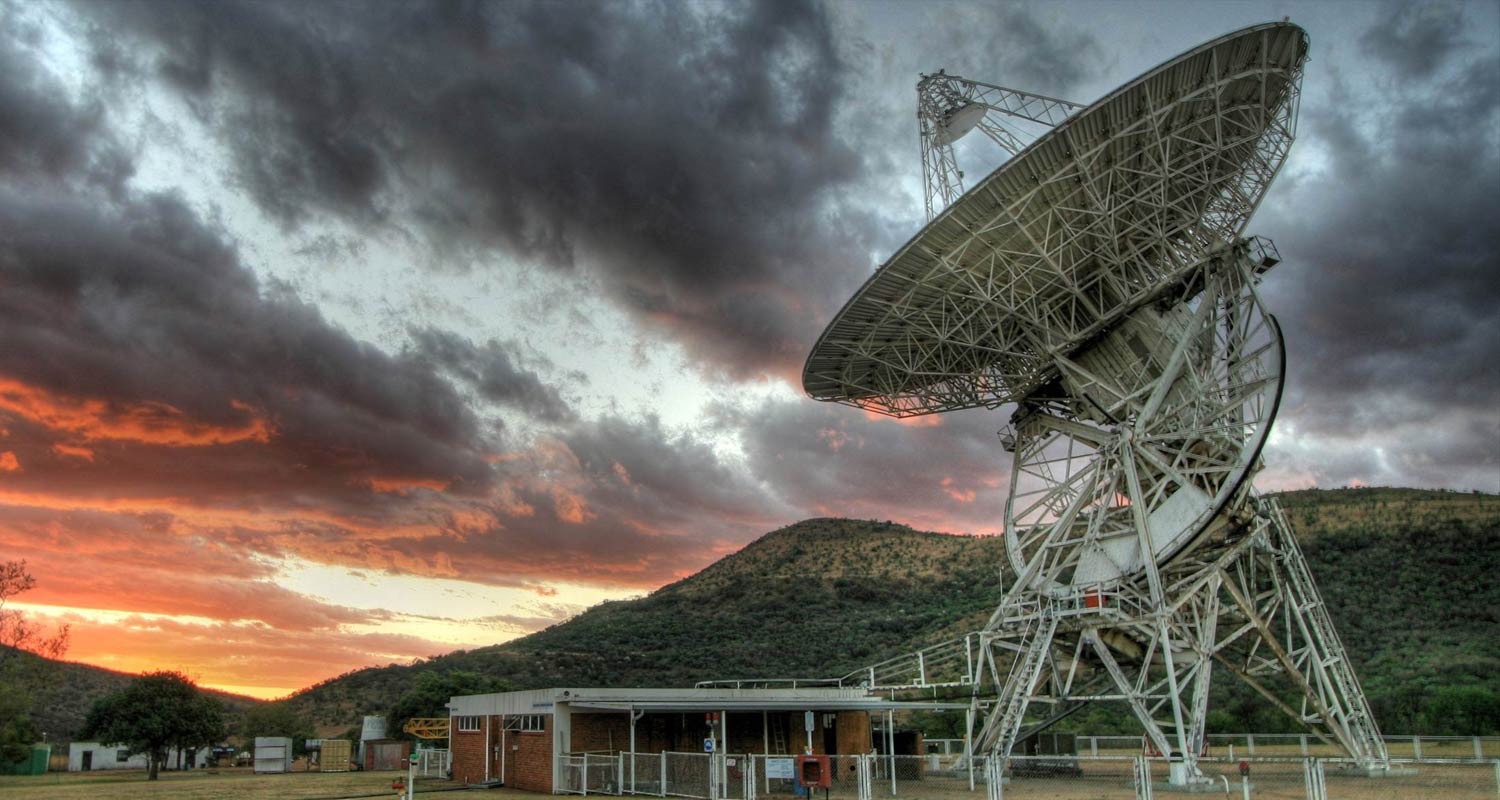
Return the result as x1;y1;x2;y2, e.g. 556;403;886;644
557;752;624;796
840;633;980;691
413;747;450;777
1072;733;1500;761
560;750;1500;799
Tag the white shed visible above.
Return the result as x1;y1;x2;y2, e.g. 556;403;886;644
253;736;294;773
68;742;211;771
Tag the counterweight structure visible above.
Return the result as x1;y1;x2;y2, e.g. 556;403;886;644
802;22;1389;790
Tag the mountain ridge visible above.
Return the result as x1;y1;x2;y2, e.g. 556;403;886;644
7;487;1498;739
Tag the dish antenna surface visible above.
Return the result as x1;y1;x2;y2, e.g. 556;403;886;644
805;22;1391;790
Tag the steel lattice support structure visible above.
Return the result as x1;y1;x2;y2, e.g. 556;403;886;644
918;72;1082;220
805;24;1308;417
803;22;1393;791
972;494;1388;787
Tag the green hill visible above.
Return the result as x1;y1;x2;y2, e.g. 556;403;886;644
8;487;1498;740
1275;488;1500;733
0;647;261;744
281;488;1500;737
283;517;1012;728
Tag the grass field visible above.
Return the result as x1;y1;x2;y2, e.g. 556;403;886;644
3;760;1494;799
0;768;481;799
806;761;1500;800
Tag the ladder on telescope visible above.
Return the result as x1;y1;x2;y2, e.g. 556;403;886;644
974;612;1058;758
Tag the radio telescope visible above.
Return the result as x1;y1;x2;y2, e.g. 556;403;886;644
805;22;1390;789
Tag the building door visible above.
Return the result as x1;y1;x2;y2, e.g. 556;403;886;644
81;751;92;770
492;727;504;785
824;721;838;755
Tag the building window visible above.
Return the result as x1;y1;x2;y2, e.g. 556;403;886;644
503;714;545;732
116;750;129;763
455;715;482;732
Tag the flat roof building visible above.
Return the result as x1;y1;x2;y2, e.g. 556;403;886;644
447;686;967;794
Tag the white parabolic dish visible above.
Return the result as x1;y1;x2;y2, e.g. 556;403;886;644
803;22;1309;418
932;101;988;145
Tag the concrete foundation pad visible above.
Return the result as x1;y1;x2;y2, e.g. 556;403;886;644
1329;764;1419;778
1151;779;1234;793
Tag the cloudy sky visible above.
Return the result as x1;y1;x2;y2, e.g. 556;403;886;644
1;0;1495;699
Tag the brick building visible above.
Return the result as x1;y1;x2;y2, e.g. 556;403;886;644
447;687;958;793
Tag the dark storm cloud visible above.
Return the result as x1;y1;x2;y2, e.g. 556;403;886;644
0;182;497;498
0;9;132;193
0;26;492;486
297;413;795;588
410;328;575;424
0;25;498;496
79;0;880;378
917;4;1100;95
0;9;788;592
1360;2;1473;80
558;413;783;525
728;399;1009;534
1257;2;1500;489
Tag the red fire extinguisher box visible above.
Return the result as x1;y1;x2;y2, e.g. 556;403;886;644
797;755;831;788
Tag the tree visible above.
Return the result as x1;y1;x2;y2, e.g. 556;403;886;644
0;560;67;768
82;671;225;780
0;691;38;766
1421;687;1500;736
389;671;512;740
0;560;70;667
239;703;315;756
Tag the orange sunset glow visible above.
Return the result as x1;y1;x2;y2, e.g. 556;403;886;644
2;0;1495;707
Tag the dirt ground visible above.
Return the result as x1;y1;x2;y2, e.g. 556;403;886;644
0;768;465;799
773;761;1499;800
1;762;1492;799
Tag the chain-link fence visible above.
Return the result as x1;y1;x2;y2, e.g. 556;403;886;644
745;753;862;798
1065;734;1500;760
558;752;624;795
564;751;1500;799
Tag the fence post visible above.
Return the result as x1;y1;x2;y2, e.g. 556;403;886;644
1134;756;1154;800
1492;759;1499;796
659;752;666;798
1413;737;1422;761
886;710;897;797
1301;758;1326;800
967;742;975;791
618;752;624;795
1300;735;1308;756
583;754;590;797
987;756;1004;800
1247;735;1255;756
1090;737;1098;757
1474;736;1483;760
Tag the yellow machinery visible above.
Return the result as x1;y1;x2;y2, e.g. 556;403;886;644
402;718;450;739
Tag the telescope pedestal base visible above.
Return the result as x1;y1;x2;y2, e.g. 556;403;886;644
1330;764;1418;778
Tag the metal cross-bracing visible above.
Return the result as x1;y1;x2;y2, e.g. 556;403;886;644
970;495;1388;788
1000;252;1282;599
802;20;1394;793
969;242;1387;786
918;71;1084;220
804;23;1308;418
